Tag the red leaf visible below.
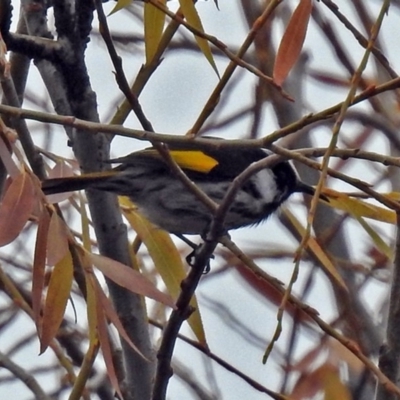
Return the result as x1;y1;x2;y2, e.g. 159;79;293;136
96;295;123;399
273;0;312;86
290;364;351;400
89;253;176;309
0;172;36;246
93;279;146;358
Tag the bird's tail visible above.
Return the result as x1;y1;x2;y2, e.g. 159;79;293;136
41;171;118;195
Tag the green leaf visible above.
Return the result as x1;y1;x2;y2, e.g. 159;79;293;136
121;198;207;346
178;0;219;76
144;1;167;64
109;0;132;16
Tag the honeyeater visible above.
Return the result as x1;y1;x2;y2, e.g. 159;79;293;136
42;145;322;235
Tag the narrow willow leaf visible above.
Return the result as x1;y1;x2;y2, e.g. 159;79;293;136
179;0;219;76
323;188;395;224
40;251;73;353
273;0;312;85
0;171;36;246
89;252;176;308
121;198;206;345
32;207;51;326
96;296;123;399
144;1;166;64
284;208;347;290
94;279;146;358
109;0;131;15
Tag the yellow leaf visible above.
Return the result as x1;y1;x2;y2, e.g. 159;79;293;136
79;193;91;251
387;192;400;201
322;365;351;400
82;251;98;344
86;278;98;344
40;250;73;353
319;188;394;260
109;0;131;15
284;208;347;291
121;197;207;346
327;188;393;259
178;0;219;76
323;188;395;224
144;1;166;64
354;214;392;260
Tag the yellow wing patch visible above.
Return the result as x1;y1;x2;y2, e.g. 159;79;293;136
169;150;219;173
140;149;219;173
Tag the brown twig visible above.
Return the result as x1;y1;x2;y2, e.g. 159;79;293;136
0;72;399;147
320;0;398;80
146;0;289;98
190;0;285;134
95;0;154;132
219;236;400;398
150;319;287;400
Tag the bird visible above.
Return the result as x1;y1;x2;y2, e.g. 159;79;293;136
41;144;323;235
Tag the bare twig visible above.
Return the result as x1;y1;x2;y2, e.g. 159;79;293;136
95;0;154;132
146;0;289;98
220;237;400;398
0;351;51;400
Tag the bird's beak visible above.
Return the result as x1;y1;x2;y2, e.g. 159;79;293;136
295;181;329;202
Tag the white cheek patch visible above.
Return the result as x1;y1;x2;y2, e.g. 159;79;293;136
253;169;278;203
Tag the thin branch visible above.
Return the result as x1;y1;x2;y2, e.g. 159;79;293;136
219;237;400;398
152;238;218;400
0;34;46;179
191;0;285;134
146;0;289;99
95;0;154;132
0;73;399;147
152;322;286;399
320;0;399;80
0;351;51;400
